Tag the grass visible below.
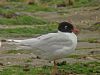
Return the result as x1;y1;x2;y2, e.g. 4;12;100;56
90;22;100;31
0;0;98;14
78;38;99;43
0;0;99;25
0;50;32;54
0;8;16;17
66;54;86;59
0;2;56;12
0;15;48;25
0;62;100;75
76;46;100;51
67;54;100;59
72;0;100;8
0;2;56;25
24;4;57;12
0;23;58;37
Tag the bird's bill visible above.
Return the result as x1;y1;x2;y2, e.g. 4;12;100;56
72;28;79;35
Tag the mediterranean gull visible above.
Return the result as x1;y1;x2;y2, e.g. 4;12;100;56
0;22;79;75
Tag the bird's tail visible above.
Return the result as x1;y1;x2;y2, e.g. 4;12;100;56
0;39;32;50
0;39;23;47
1;39;22;42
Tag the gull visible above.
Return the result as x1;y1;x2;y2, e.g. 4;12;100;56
0;22;79;75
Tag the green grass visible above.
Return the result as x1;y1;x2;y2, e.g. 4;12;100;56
67;54;100;59
73;0;90;7
0;50;32;54
0;2;56;12
72;0;99;8
78;38;99;43
0;62;100;75
66;54;86;59
90;23;100;31
0;0;99;25
76;46;100;51
24;4;57;12
0;8;15;17
0;15;48;25
0;65;51;75
0;2;56;25
0;24;58;37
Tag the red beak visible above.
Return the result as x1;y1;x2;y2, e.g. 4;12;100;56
72;28;79;35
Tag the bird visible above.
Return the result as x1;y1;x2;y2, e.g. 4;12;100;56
0;22;79;75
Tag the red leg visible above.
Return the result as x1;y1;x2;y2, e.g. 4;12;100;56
51;60;57;75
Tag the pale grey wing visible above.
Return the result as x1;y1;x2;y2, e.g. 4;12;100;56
18;33;55;47
32;33;74;60
35;33;72;52
18;38;39;46
16;33;57;54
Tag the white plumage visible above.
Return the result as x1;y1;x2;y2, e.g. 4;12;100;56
4;31;77;60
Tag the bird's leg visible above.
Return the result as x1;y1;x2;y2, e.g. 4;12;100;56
51;60;58;75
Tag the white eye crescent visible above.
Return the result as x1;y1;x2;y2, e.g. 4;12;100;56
65;26;68;29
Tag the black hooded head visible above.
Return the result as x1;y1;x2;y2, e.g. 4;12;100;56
58;22;74;33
